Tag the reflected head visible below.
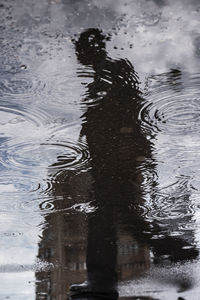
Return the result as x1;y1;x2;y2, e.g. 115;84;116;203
74;28;107;65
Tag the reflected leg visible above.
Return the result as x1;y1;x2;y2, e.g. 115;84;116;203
69;207;118;299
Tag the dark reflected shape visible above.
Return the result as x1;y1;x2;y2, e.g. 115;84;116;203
75;28;108;66
70;28;151;299
69;28;198;298
151;235;198;263
166;69;183;92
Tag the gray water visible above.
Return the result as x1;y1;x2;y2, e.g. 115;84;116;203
1;0;200;299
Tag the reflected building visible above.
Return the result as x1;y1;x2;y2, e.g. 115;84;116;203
36;211;88;299
36;205;150;300
117;233;150;281
36;168;151;299
36;172;90;299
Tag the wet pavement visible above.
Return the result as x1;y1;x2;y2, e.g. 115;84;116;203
1;0;200;299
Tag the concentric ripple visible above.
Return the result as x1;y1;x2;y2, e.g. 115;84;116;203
0;103;50;129
48;71;85;106
0;73;46;100
145;177;195;230
139;72;200;135
0;195;54;215
0;196;96;215
0;140;90;172
39;198;96;215
0;194;94;215
0;175;52;195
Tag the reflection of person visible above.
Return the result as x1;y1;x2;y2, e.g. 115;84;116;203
68;28;198;299
70;28;152;299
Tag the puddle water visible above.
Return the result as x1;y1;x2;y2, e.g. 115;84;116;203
1;0;200;299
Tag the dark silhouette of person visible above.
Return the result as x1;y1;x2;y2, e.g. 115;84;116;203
68;28;198;299
68;28;152;299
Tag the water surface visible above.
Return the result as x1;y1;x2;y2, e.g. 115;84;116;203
1;1;200;300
